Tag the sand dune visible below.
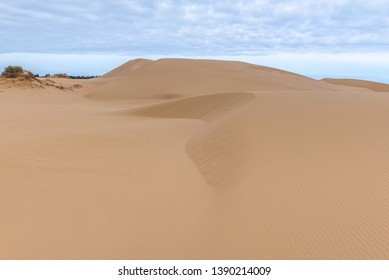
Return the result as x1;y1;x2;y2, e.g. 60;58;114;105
102;58;153;78
131;91;254;121
323;78;389;92
131;92;255;188
86;58;337;100
1;58;389;259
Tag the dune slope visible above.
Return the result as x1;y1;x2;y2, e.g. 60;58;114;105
323;78;389;92
101;58;153;78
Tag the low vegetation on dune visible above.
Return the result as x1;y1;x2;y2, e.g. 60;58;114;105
1;66;33;79
0;66;82;90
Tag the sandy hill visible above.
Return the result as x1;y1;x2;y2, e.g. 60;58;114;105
0;76;84;91
102;58;153;78
0;76;42;88
86;58;337;100
1;58;389;260
323;78;389;92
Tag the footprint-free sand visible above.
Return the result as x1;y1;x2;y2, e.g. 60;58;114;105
1;59;388;259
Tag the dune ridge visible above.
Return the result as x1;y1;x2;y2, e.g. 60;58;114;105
86;58;338;100
102;58;153;78
131;91;255;121
323;78;389;92
130;92;255;187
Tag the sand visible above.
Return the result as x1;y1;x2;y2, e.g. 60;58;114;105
323;78;389;92
1;58;389;259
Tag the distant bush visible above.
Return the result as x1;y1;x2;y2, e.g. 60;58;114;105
69;75;99;79
2;66;24;78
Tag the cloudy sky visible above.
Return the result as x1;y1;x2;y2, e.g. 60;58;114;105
1;0;389;81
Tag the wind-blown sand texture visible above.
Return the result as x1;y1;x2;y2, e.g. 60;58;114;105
1;59;389;259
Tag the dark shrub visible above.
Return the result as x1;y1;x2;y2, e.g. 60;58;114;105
2;66;24;78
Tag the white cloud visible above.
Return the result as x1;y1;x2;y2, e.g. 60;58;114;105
157;0;172;10
119;0;147;13
0;0;388;54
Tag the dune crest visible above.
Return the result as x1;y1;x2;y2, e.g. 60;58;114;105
131;92;255;187
102;58;153;78
131;92;254;121
323;78;389;92
86;58;338;100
